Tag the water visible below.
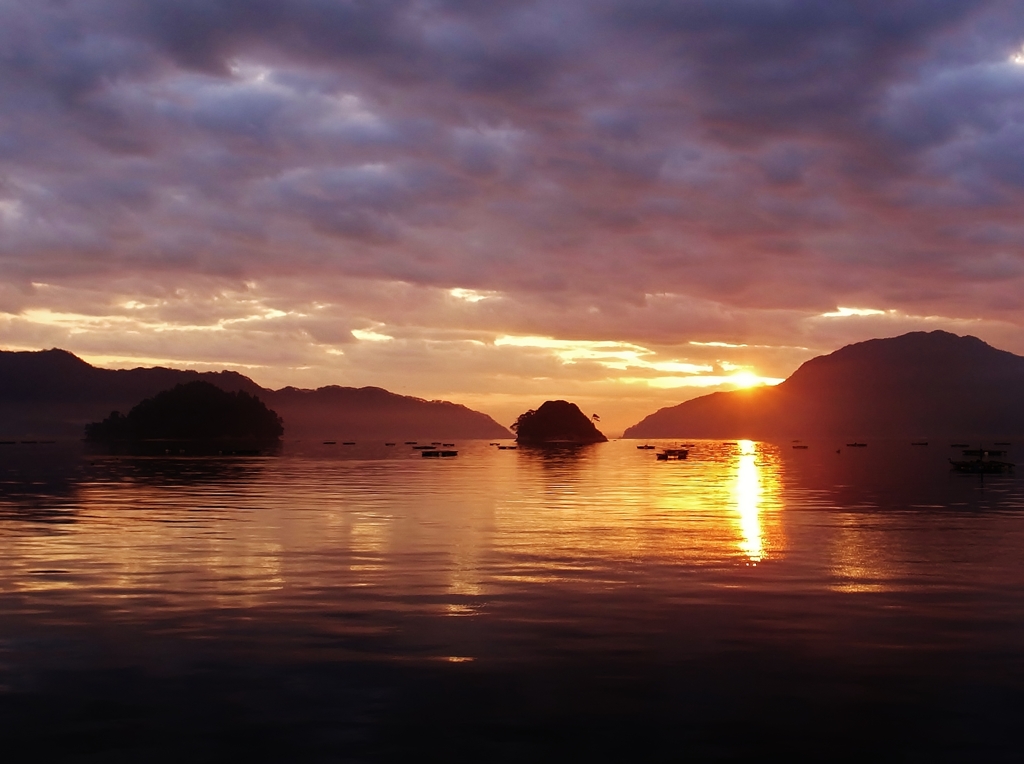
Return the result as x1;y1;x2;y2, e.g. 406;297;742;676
1;439;1023;761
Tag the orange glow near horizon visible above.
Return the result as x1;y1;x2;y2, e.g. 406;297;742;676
729;371;767;389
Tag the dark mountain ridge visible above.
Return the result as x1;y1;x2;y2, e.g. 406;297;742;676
624;331;1024;439
0;349;510;440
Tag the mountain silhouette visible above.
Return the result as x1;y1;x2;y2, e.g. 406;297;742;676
513;400;608;444
0;349;510;440
624;331;1024;439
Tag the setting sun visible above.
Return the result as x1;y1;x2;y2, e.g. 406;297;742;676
729;371;765;388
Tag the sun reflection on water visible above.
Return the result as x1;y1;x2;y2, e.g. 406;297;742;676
732;440;783;563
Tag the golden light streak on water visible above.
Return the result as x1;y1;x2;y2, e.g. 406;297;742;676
731;440;785;564
734;441;764;562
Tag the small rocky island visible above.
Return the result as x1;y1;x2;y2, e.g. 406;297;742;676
85;381;284;455
512;400;607;445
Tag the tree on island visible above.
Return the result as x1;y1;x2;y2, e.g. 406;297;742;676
512;400;608;444
85;381;283;446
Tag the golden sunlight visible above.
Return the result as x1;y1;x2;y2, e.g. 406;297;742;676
729;371;762;388
734;441;764;562
731;440;785;564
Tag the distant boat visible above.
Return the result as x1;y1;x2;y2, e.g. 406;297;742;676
963;449;1007;457
498;445;517;450
342;442;355;445
405;441;417;445
423;450;457;458
413;445;436;450
846;443;867;447
950;458;1014;474
322;441;336;445
385;443;396;446
656;448;688;461
443;443;455;446
792;445;808;449
489;442;501;446
431;442;442;445
637;444;656;450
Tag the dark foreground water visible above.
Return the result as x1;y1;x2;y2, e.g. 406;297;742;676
1;438;1023;762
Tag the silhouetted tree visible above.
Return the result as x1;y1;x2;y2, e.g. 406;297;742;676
510;409;536;433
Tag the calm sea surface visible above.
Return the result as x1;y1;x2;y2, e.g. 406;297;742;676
2;439;1024;761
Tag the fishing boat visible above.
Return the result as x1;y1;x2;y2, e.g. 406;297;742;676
846;442;867;447
656;448;688;461
423;450;457;458
950;457;1014;474
636;444;656;450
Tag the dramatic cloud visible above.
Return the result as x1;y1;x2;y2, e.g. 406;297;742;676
2;0;1024;433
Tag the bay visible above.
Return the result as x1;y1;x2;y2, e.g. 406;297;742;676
1;439;1023;761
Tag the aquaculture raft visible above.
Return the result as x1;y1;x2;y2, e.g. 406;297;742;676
656;448;689;461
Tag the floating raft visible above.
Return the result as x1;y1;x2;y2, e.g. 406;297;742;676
422;450;457;458
950;458;1014;474
656;448;689;461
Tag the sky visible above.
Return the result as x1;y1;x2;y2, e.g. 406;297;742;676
2;0;1024;435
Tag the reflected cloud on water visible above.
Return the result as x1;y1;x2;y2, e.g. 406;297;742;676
2;439;1023;619
3;440;1024;761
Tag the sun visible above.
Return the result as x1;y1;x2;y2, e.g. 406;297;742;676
729;370;763;388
